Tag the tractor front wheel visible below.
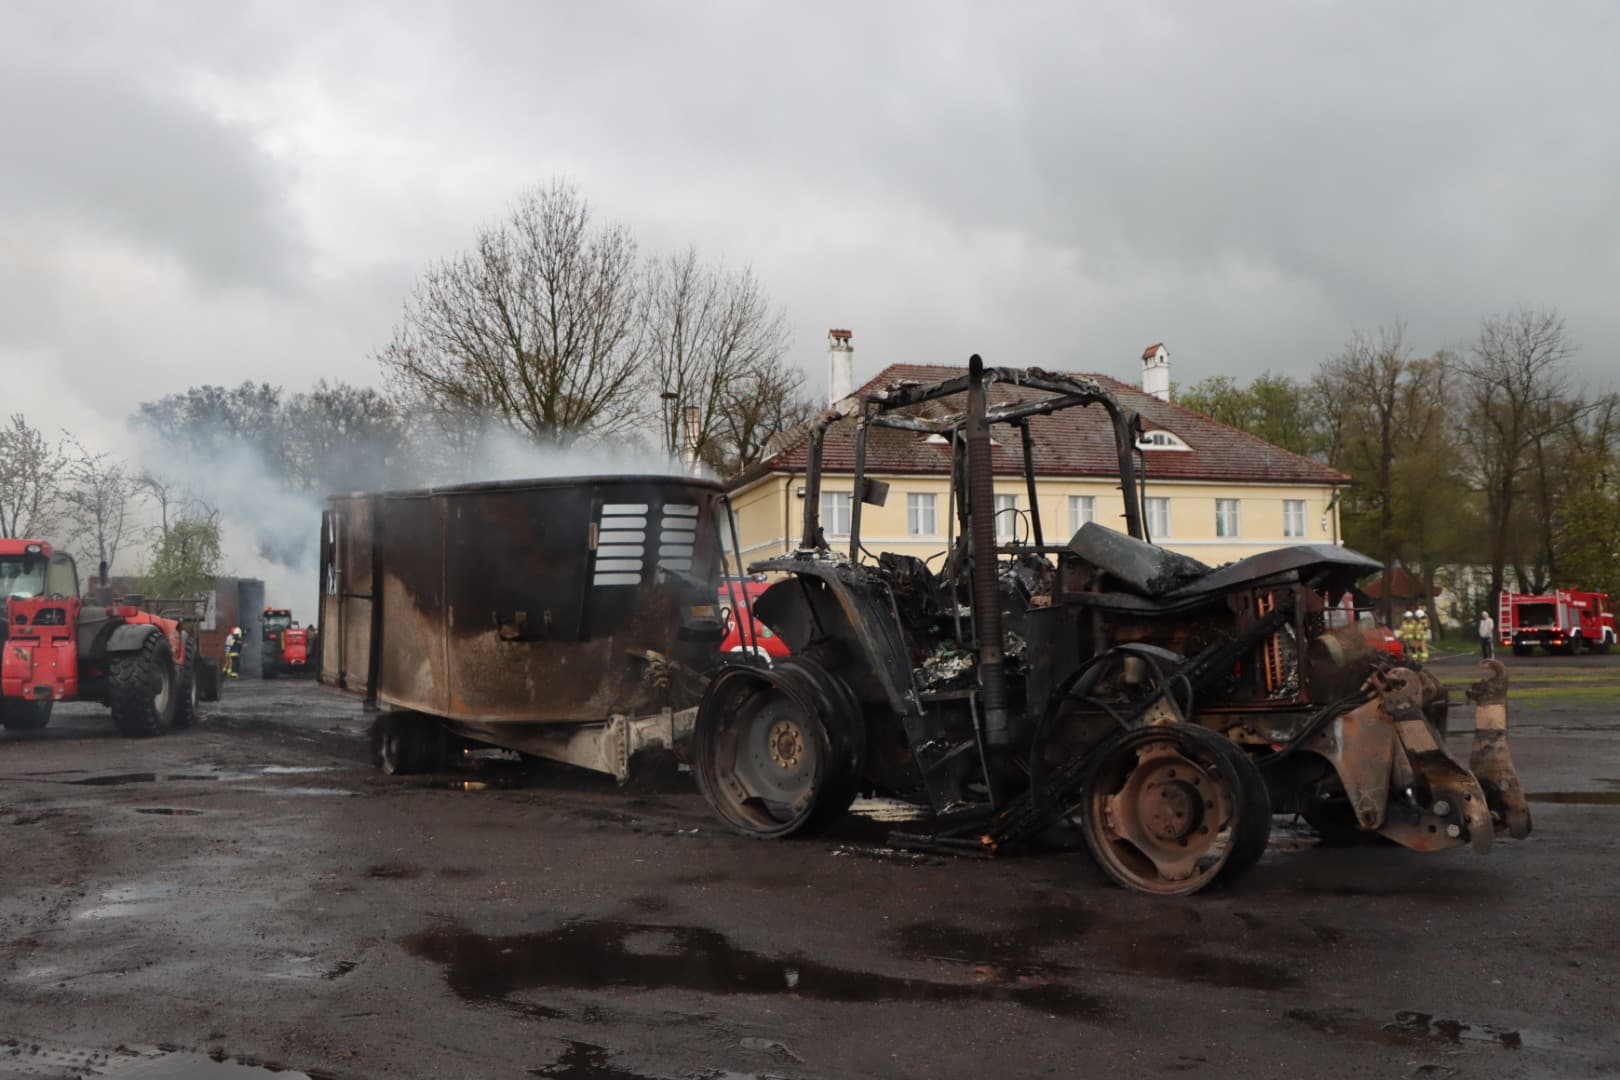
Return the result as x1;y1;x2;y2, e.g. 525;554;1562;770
692;657;864;839
109;632;179;738
1078;724;1271;896
0;699;54;732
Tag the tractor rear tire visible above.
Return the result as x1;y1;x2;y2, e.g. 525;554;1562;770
109;631;179;738
174;634;200;730
0;699;53;732
197;659;222;702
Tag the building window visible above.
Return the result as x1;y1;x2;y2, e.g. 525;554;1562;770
1145;496;1171;538
1069;495;1096;534
1283;499;1306;538
907;493;937;537
994;493;1020;542
820;491;852;536
1215;498;1241;538
1135;429;1191;451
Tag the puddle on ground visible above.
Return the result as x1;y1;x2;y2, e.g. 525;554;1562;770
1526;791;1620;805
134;807;206;816
1287;1007;1528;1053
403;918;1108;1020
531;1040;659;1080
239;786;356;797
893;903;1298;992
0;1042;331;1079
70;772;159;786
75;882;178;920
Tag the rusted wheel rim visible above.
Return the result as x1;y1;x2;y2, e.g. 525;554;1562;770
1082;728;1248;896
734;694;820;817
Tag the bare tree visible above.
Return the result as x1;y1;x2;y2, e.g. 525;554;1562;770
720;363;816;471
60;436;132;579
1456;307;1580;603
379;179;647;447
0;413;61;539
644;247;796;468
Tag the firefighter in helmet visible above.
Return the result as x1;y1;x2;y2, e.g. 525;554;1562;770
1398;610;1416;661
1411;609;1431;664
226;626;243;678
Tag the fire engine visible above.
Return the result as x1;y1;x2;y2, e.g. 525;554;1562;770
1498;589;1615;656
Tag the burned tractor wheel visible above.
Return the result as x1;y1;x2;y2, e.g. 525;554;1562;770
109;631;178;738
1078;724;1271;896
173;633;200;730
693;657;864;839
373;714;446;776
0;698;53;732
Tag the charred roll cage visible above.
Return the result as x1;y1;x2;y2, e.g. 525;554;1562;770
692;356;1531;895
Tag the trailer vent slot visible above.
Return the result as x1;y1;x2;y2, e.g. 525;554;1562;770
594;507;650;585
658;504;699;571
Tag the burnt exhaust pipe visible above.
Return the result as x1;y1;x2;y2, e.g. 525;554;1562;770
964;355;1010;746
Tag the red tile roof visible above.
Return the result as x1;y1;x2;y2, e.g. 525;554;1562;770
1141;343;1165;360
731;363;1349;489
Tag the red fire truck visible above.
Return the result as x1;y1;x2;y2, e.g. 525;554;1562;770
1499;589;1615;656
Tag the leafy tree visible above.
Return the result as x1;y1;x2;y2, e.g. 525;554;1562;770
1178;372;1322;458
145;517;223;599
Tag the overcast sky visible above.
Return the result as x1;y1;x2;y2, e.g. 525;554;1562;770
5;0;1618;453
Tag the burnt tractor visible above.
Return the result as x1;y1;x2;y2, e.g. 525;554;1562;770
1;539;200;736
692;359;1531;895
261;607;316;678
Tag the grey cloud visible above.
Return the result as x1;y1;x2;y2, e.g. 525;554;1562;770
0;47;303;289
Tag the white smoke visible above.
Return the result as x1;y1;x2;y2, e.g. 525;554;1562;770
131;421;705;616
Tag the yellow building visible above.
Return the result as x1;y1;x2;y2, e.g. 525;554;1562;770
727;360;1349;568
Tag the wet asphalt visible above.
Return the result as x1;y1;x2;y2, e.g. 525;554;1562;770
1;655;1617;1080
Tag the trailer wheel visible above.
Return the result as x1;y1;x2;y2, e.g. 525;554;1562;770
693;657;864;839
0;699;54;732
372;714;445;775
1078;724;1271;896
174;633;200;729
109;631;178;738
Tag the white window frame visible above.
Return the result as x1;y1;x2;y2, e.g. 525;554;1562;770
1068;494;1096;534
906;492;938;537
1283;499;1306;539
994;493;1020;542
1215;498;1241;539
820;491;852;536
1145;496;1171;538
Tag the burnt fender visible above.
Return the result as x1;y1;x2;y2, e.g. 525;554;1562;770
752;558;915;718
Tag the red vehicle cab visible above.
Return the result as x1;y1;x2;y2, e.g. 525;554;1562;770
717;576;790;662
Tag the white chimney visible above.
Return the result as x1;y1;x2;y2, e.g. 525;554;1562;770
828;328;854;405
1140;342;1170;401
681;405;701;472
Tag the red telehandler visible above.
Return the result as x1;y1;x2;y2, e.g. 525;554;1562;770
0;539;199;735
260;607;317;678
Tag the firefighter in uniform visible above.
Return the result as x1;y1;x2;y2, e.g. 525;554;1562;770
1410;610;1431;664
225;626;243;678
1398;610;1417;663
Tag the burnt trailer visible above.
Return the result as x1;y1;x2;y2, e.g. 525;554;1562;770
318;475;741;779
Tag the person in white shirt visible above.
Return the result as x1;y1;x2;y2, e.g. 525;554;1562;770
1478;611;1495;659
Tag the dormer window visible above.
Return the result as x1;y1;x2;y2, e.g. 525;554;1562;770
1136;429;1191;451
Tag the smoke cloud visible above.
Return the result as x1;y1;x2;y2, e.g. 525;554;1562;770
131;420;704;616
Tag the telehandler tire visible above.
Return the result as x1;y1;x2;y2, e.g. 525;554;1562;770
174;633;200;730
0;699;54;732
109;631;179;738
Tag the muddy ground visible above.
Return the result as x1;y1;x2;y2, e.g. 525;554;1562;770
2;654;1617;1080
